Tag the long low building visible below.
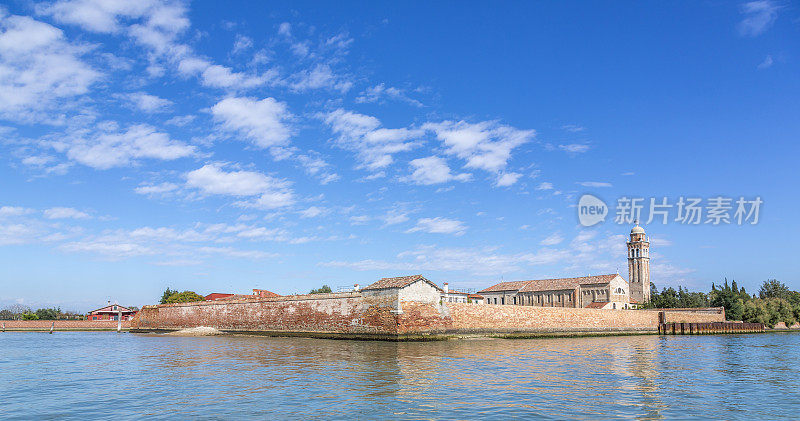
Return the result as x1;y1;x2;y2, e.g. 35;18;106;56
478;274;634;310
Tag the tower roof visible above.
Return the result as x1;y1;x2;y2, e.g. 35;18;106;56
631;223;645;235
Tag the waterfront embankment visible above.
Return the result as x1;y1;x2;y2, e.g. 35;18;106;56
131;288;730;340
0;320;130;331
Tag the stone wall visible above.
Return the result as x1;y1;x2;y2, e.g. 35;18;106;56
131;290;725;339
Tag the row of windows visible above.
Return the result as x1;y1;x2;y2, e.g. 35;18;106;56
629;248;649;258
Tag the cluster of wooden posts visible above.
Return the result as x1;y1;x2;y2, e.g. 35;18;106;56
658;322;764;335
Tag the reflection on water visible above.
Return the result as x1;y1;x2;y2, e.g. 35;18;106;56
1;332;798;419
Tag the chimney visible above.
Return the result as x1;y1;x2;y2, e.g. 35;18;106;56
444;283;449;294
353;284;360;291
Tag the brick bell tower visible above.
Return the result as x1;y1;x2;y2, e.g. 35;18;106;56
627;221;650;305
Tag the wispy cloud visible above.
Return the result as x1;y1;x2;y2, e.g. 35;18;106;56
738;1;780;37
406;217;467;236
577;181;612;188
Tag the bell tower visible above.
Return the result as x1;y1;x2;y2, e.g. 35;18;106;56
627;221;650;304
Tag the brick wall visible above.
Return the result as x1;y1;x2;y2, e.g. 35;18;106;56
133;292;401;336
1;320;130;330
396;302;724;335
131;291;725;338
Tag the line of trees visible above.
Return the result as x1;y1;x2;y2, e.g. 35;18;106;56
0;305;85;320
642;279;800;328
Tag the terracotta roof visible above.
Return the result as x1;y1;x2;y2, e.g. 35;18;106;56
586;301;609;309
478;280;533;293
363;274;442;291
88;304;136;314
443;289;468;295
480;274;620;294
467;294;484;299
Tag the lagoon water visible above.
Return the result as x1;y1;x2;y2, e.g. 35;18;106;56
1;332;799;420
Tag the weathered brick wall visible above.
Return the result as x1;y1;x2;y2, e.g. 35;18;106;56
133;292;400;336
396;302;724;334
131;292;725;338
1;320;130;330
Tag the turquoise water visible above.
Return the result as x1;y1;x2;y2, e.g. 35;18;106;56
1;332;798;419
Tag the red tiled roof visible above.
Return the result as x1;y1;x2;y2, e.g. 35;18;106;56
205;293;235;301
444;289;468;295
478;280;532;293
363;275;442;291
479;274;620;294
88;304;136;314
467;294;484;299
586;301;609;309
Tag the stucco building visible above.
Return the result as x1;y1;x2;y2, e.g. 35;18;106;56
478;224;651;309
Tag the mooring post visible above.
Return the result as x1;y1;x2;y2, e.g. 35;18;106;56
49;321;54;334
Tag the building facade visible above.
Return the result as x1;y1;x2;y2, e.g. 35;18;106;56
87;303;137;321
478;274;632;309
627;223;651;305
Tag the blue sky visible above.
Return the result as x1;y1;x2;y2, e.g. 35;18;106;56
0;0;797;311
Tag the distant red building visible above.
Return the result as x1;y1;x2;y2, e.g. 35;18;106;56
205;293;235;301
87;303;137;321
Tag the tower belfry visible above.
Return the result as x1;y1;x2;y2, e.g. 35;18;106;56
627;222;650;304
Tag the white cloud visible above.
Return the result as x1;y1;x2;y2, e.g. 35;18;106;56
232;34;253;54
577;181;612;188
60;239;152;258
323;109;423;171
423;120;534;173
122;91;172;113
738;1;780;37
290;64;351;92
44;207;90;219
355;83;423;107
53;124;196;169
349;215;370;225
495;172;522;187
0;206;34;217
299;206;327;218
211;97;292;149
383;210;410;226
559;144;590;153
134;182;179;195
196;246;278;260
561;124;585;132
37;0;165;34
757;54;773;69
536;182;554;190
0;223;39;245
165;115;195;126
540;232;564;246
404;156;470;185
406;217;466;236
185;164;295;209
0;14;101;122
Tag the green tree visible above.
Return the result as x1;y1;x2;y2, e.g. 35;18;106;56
21;312;39;320
0;309;13;320
35;307;61;320
758;279;791;300
160;288;178;304
164;291;205;304
309;285;333;294
710;278;745;320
